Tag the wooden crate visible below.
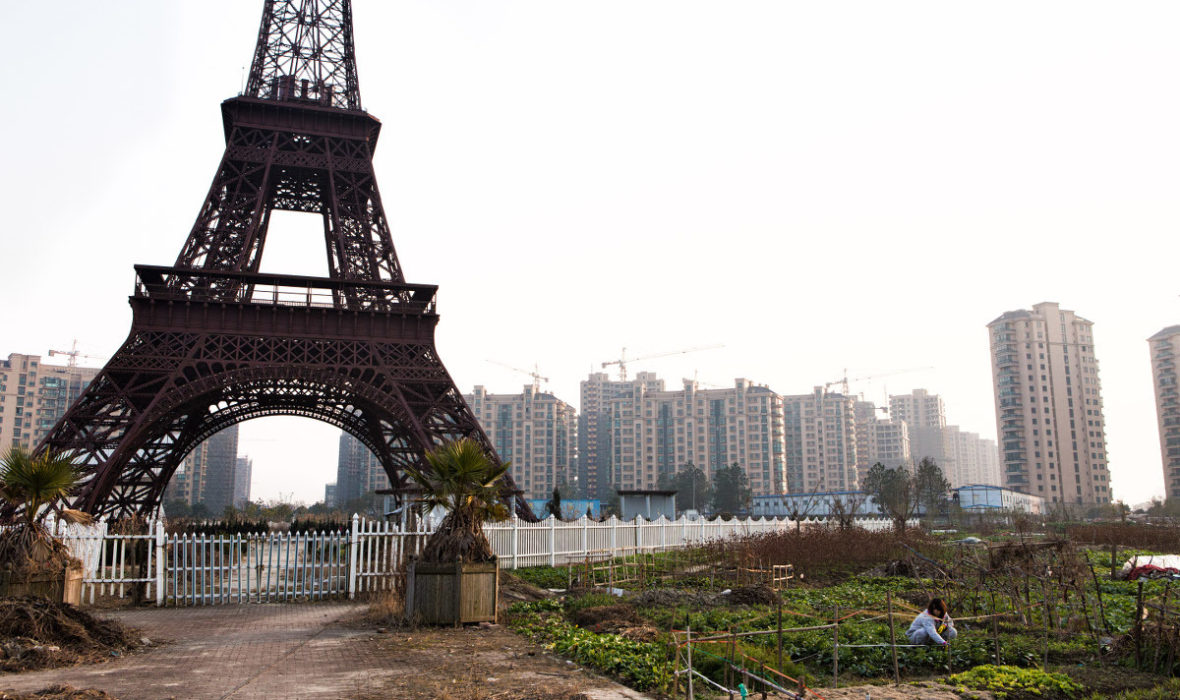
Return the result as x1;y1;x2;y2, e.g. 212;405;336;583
406;558;499;626
0;563;84;606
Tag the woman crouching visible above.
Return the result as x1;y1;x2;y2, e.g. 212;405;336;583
906;598;956;646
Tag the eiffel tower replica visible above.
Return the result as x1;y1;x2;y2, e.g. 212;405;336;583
36;0;531;520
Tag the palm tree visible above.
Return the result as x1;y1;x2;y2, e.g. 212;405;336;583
0;448;91;571
404;438;510;564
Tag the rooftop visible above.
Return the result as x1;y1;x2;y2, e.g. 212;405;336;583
1149;325;1180;342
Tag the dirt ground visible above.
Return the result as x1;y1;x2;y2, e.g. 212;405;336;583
0;686;118;699
350;624;652;700
804;683;994;700
0;602;652;700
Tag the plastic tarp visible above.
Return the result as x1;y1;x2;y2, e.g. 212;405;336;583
1120;554;1180;580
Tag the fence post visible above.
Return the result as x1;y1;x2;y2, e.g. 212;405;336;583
512;516;520;569
155;520;166;607
582;516;589;558
887;591;900;685
549;516;557;567
348;513;360;600
611;516;618;554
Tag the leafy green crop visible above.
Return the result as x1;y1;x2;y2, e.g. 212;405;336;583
949;664;1083;698
508;602;672;691
511;565;569;590
1081;679;1180;700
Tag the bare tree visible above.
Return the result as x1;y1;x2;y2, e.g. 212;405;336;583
828;490;869;530
784;487;824;531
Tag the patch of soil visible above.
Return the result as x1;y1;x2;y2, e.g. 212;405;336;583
0;597;142;673
0;685;117;699
499;572;555;606
812;681;993;699
864;559;946;580
394;690;587;700
631;588;712;608
1061;664;1162;696
724;585;778;606
571;605;640;629
354;625;637;699
568;605;659;643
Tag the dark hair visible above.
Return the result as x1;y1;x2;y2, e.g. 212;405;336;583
926;598;947;616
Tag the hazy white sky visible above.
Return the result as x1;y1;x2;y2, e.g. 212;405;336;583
2;1;1177;506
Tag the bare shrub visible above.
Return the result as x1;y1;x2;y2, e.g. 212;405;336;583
1066;523;1180;550
0;597;142;672
701;525;944;581
363;584;405;625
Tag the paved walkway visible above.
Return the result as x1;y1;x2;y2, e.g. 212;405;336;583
2;603;384;699
0;603;652;700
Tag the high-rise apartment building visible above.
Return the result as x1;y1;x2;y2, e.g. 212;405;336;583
945;427;1000;487
164;424;241;513
1149;326;1180;500
233;456;253;509
890;389;948;469
890;388;1000;488
0;354;99;454
603;378;786;496
889;389;946;431
853;401;910;477
335;432;391;506
782;389;858;493
874;420;911;471
202;427;240;514
579;372;664;499
1;352;251;515
466;385;578;500
988;302;1111;505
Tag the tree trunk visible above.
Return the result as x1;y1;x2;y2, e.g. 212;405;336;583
894;515;907;534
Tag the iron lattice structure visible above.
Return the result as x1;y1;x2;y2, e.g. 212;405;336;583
34;0;532;520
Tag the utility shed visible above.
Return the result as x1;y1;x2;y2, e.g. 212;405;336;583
617;489;677;520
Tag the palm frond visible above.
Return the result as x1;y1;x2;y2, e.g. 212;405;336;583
57;508;95;526
1;448;85;525
403;438;511;563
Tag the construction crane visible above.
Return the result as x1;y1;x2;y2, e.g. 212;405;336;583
687;370;726;389
821;366;934;398
48;340;102;369
601;344;723;381
487;360;549;391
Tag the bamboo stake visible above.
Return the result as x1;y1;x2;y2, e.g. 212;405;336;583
832;605;839;688
991;592;1002;664
1088;562;1112;635
1076;577;1095;637
679;624;837;644
687;625;694;700
1155;582;1171;673
672;631;680;700
728;626;736;697
1042;581;1051;669
1136;580;1145;670
1167;622;1179;677
887;591;900;685
777;598;784;673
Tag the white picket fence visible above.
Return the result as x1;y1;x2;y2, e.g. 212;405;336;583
58;514;898;607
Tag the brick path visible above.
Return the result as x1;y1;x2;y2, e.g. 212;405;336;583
0;603;652;700
1;603;384;699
